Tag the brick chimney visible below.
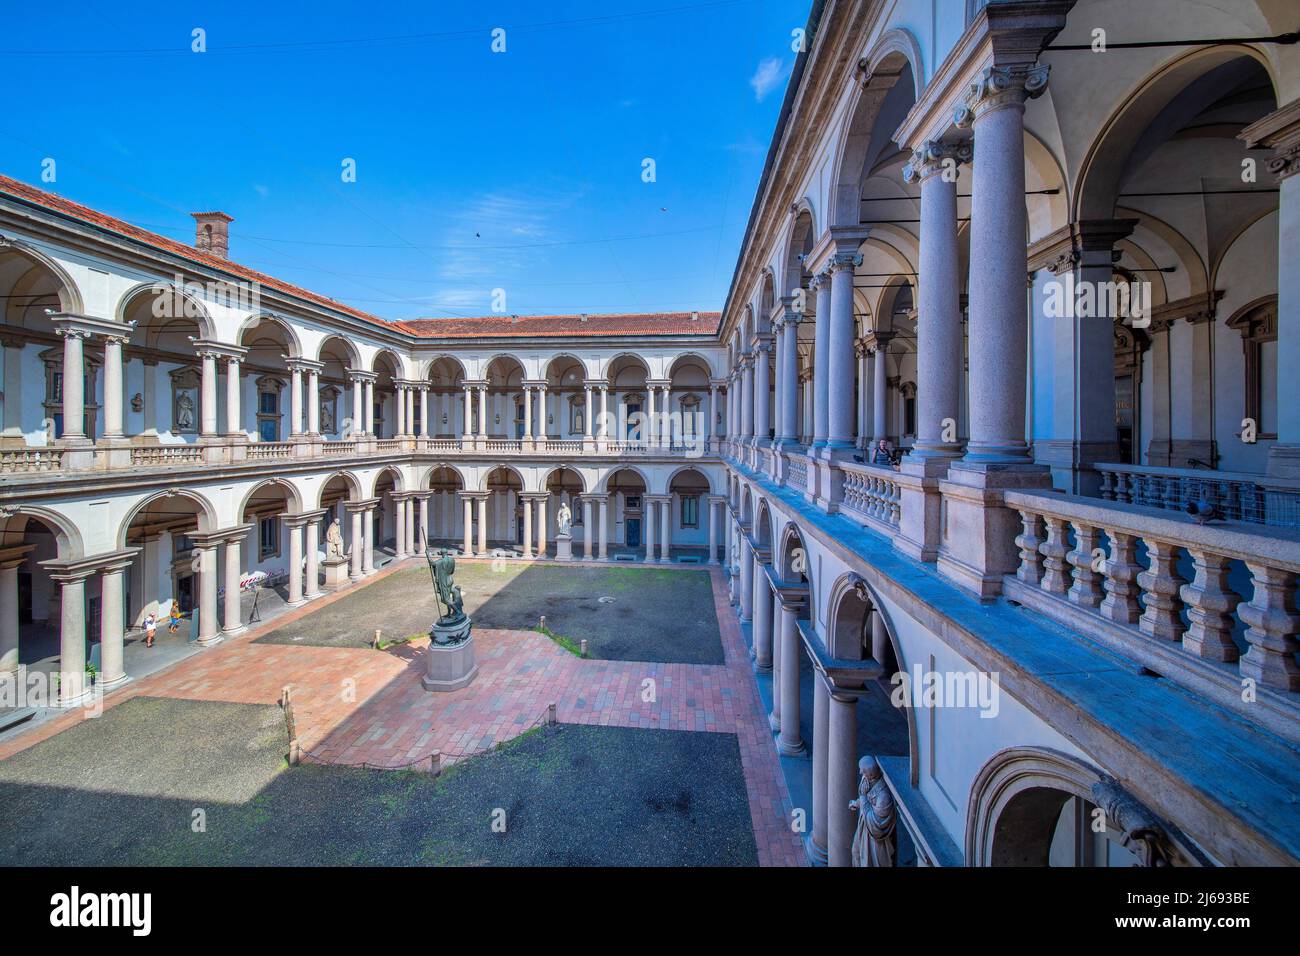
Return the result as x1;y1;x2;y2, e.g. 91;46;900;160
191;211;233;258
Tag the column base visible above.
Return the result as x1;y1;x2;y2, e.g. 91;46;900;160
57;690;95;709
803;834;828;866
777;737;806;757
753;660;771;675
96;673;131;692
285;599;308;609
222;625;248;639
768;711;780;733
195;633;225;648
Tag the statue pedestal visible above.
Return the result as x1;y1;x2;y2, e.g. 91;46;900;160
422;617;477;692
322;556;350;590
554;533;574;562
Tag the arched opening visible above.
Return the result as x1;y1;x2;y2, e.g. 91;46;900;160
668;354;713;449
237;317;299;443
424;465;465;547
542;466;587;556
372;351;403;440
543;354;587;443
605;355;650;445
0;245;81;450
485;355;526;440
482;465;523;554
373;466;404;561
427;356;467;439
318;336;360;439
665;466;711;562
604;466;648;557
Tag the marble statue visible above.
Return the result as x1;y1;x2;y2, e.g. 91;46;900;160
325;519;345;558
850;756;897;867
175;390;195;430
556;500;572;536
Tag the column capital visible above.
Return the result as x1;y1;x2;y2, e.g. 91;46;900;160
1239;99;1300;181
40;546;142;580
284;356;324;373
347;368;378;383
193;339;248;362
808;271;831;293
828;251;862;275
189;524;255;547
902;140;972;184
49;312;134;341
955;63;1049;127
345;497;381;513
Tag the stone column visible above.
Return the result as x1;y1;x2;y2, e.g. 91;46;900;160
102;334;126;438
197;544;220;644
226;357;242;436
754;341;771;443
709;383;720;442
753;560;773;674
1240;101;1300;476
707;497;719;564
286;520;305;606
536;495;548;557
955;64;1049;463
659;495;671;562
583;385;594;440
350;373;364;436
363;379;375;435
739;536;754;622
418;494;430;547
740;358;754;439
536;386;547;441
856;342;870;448
363;506;375;573
0;556;22;673
521;496;534;558
599;386;609;440
478;387;488;439
462;495;474;555
52;570;90;706
393;385;406;436
56;327;89;441
826;252;861;451
808;675;830;864
904;141;970;461
224;533;244;634
644;499;656;561
406;388;415;438
777;601;805;755
582;498;594;558
419;387;430;438
827;689;860;867
523;385;533;440
476;496;488;555
598;496;610;559
308;368;321;435
1;337;22;440
873;344;889;446
779;315;799;442
305;515;321;599
349;507;364;580
289;364;304;438
406;498;417;554
97;564;127;689
810;272;831;446
462;385;473;439
393;496;407;559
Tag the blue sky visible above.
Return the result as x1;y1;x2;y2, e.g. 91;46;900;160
1;0;809;320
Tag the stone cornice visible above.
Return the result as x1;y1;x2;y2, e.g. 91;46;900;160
1239;98;1300;181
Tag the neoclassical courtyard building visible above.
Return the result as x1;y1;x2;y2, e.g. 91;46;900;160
2;0;1299;868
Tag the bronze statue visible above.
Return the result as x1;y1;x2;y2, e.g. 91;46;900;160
424;531;466;627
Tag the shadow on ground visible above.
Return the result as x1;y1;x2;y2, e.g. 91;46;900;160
0;696;757;866
255;562;724;664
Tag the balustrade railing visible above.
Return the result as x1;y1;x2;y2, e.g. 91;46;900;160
246;441;293;460
1098;462;1300;529
841;462;901;530
0;447;64;474
321;440;356;457
130;445;202;467
1003;489;1300;738
786;454;808;491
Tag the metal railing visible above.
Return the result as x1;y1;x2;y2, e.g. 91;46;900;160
1097;462;1300;529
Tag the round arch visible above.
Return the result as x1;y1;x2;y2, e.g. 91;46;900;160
753;497;773;549
481;463;525;493
416;462;468;490
316;470;364;508
116;489;219;550
0;505;84;560
600;463;651;494
0;240;84;315
369;466;406;497
237;314;302;358
425;353;468;382
663;463;717;496
237;478;304;520
318;334;361;368
542;465;588;494
115;280;217;342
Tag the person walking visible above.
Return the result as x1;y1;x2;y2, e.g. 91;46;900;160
167;600;183;635
143;612;157;648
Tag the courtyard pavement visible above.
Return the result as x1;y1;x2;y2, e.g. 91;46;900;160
0;557;806;867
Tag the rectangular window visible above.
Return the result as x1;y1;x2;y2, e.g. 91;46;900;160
258;391;278;415
259;516;280;560
258;419;279;443
174;534;194;559
681;495;699;529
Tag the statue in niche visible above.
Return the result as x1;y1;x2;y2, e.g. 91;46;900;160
321;399;336;435
850;756;897;867
556;500;573;536
175;390;196;431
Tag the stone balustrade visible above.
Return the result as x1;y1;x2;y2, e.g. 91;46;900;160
321;439;357;457
0;447;65;474
1097;462;1300;529
245;441;294;461
840;462;902;531
786;454;808;491
1003;489;1300;740
129;445;202;467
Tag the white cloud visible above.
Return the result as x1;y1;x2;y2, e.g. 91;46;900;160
749;57;789;103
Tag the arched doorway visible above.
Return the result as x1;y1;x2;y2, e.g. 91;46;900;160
605;467;648;558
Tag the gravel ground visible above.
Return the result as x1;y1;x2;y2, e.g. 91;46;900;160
0;697;756;866
256;562;725;664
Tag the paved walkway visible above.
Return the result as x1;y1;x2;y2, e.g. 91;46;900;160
0;558;805;867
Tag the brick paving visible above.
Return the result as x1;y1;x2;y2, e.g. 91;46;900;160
0;558;805;867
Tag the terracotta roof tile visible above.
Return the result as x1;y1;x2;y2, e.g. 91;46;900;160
0;173;719;341
395;312;721;338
